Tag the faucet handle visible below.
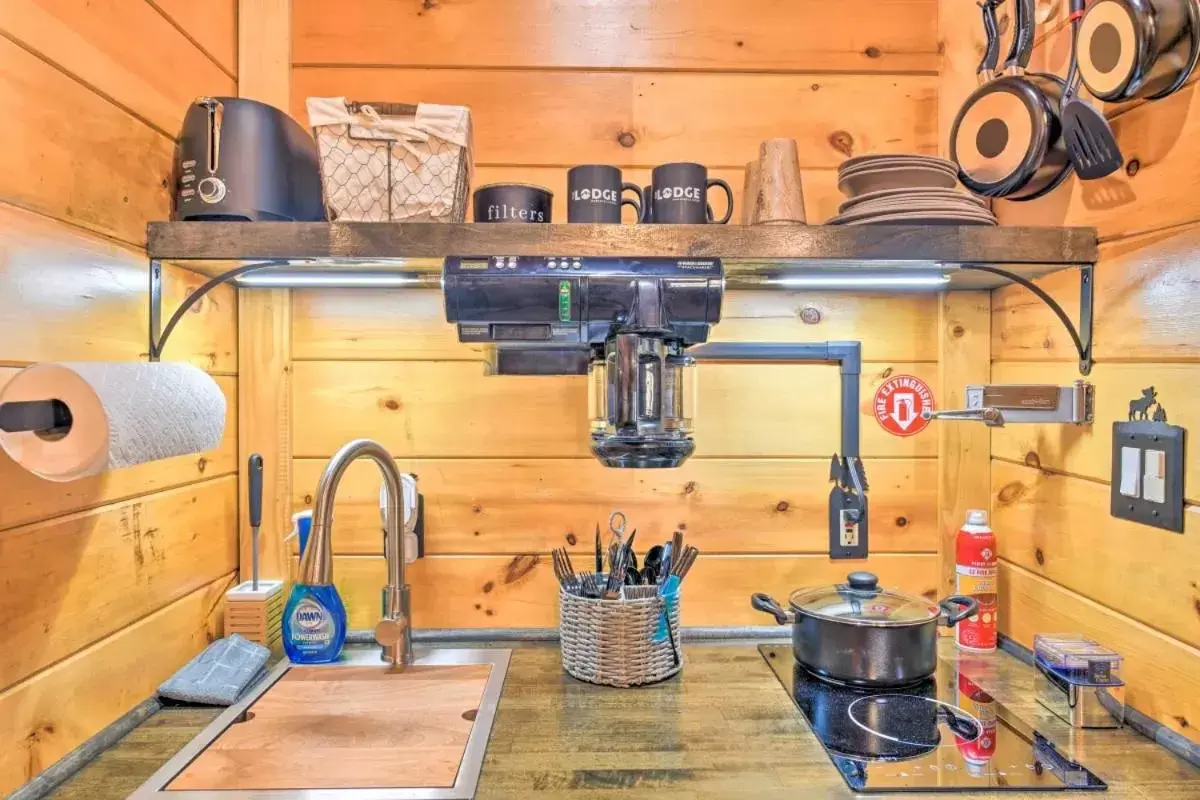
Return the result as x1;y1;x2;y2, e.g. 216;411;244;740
375;616;409;648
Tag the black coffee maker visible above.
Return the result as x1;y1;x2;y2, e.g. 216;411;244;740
443;256;724;468
173;97;325;222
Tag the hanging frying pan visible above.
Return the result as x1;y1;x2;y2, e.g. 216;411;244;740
951;0;1073;201
1076;0;1200;101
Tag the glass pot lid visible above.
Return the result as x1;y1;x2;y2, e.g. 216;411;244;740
787;571;940;626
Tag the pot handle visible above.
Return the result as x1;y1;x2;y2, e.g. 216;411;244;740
938;595;980;628
751;593;794;625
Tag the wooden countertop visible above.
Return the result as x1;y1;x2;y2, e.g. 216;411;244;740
47;642;1199;800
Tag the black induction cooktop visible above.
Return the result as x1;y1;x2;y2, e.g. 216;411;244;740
759;646;1107;793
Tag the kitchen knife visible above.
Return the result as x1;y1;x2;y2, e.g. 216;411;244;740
595;523;604;573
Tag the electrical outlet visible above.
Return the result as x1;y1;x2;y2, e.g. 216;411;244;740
839;510;860;548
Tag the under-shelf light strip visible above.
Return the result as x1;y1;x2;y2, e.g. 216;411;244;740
236;271;951;290
768;273;951;289
236;272;427;288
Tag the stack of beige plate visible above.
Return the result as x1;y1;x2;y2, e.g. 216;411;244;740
829;155;996;226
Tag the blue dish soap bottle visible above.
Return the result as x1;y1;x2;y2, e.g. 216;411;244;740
283;513;347;663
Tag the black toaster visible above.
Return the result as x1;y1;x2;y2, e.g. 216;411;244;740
173;97;326;222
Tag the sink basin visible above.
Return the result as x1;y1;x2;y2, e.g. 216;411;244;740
130;647;511;799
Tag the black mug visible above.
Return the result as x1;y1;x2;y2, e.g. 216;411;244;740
641;184;655;223
567;166;642;223
473;183;553;223
651;163;734;224
644;184;718;224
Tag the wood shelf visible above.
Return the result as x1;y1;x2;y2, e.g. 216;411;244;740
147;222;1097;291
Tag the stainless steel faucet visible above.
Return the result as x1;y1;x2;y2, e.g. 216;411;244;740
299;439;413;668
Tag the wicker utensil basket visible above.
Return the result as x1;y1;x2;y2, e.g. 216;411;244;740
559;587;682;687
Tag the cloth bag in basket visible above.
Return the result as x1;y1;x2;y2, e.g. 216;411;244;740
306;97;472;222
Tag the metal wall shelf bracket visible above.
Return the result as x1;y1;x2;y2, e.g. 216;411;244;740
960;263;1095;375
148;259;282;361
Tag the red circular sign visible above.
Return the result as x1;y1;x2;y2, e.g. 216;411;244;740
873;374;934;437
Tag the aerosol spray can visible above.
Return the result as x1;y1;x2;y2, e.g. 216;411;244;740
955;509;997;651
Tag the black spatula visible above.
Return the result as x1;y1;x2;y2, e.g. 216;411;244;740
1062;0;1123;179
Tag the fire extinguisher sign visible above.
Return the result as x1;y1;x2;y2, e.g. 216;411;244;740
873;374;935;437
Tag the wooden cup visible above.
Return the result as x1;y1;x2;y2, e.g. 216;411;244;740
753;138;807;225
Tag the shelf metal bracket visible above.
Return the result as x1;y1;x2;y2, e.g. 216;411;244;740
960;263;1095;376
147;260;282;362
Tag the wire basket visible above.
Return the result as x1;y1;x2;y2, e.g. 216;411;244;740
306;98;472;222
559;585;682;688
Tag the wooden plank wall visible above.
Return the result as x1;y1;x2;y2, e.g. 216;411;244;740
991;13;1200;745
287;1;945;630
0;2;238;793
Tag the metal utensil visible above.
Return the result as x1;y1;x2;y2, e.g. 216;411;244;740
552;547;577;588
607;510;627;560
578;572;602;599
594;523;604;573
643;545;663;585
247;453;264;590
551;549;566;585
1061;0;1122;179
604;546;628;599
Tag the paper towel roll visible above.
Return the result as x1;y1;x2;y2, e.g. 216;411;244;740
0;362;226;482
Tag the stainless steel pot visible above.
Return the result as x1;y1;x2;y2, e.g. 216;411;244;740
751;571;978;688
1077;0;1200;101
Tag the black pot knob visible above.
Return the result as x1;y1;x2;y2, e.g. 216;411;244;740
846;571;879;591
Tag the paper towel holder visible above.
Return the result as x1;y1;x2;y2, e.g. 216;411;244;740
0;399;74;437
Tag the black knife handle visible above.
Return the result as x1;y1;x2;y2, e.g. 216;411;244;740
247;454;264;529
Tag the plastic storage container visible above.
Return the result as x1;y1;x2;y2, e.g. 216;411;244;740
1034;634;1123;684
1034;634;1125;729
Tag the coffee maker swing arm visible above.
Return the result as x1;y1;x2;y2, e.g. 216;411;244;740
687;341;869;560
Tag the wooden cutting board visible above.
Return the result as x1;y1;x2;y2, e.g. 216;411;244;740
169;664;491;790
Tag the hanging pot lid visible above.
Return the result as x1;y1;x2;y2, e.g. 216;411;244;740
787;571;941;627
1077;0;1141;99
951;77;1046;193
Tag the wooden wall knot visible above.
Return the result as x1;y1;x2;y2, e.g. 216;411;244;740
616;131;637;148
502;554;540;585
996;481;1028;506
828;130;855;158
